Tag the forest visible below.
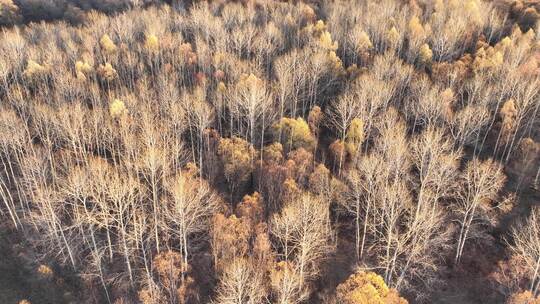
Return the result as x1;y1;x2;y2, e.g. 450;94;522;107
0;0;539;303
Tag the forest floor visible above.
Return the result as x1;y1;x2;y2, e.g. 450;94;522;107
0;226;74;304
0;228;37;304
435;162;540;304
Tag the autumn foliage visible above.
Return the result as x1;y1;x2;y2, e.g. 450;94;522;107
336;271;408;304
0;0;539;303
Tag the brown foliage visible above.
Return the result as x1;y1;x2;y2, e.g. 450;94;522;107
235;192;265;226
212;213;251;272
153;251;197;304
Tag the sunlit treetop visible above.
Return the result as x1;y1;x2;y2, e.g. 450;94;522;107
408;16;425;39
145;33;159;53
23;60;49;78
238;73;264;91
97;63;117;82
109;99;127;118
100;34;117;54
319;30;339;51
419;43;433;64
336;271;408;304
75;60;93;80
356;30;373;51
272;117;316;153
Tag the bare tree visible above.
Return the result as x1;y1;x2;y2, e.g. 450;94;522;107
227;73;274;147
271;193;334;292
106;168;140;284
213;258;267;304
340;156;383;261
182;88;215;171
164;170;221;280
410;126;462;218
269;261;308;304
454;158;506;264
508;207;540;297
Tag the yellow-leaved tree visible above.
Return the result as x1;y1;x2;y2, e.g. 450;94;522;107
218;136;255;201
336;271;408;304
100;34;117;54
144;33;159;53
272;117;316;153
418;44;433;65
109;99;127;118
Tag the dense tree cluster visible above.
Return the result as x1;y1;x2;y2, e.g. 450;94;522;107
0;0;539;303
0;0;166;26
